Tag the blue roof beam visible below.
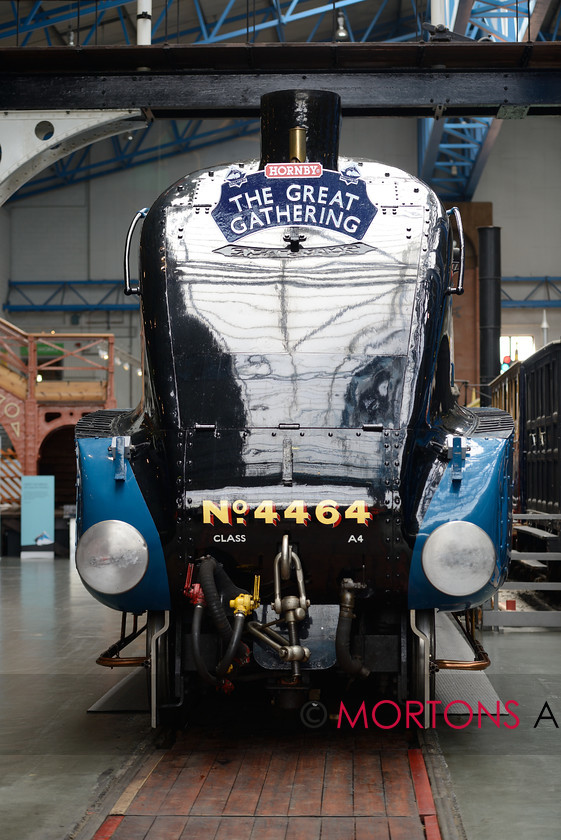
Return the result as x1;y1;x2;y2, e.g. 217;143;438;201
0;0;422;46
418;0;553;200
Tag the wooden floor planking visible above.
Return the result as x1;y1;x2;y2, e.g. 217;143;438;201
279;816;322;840
178;816;221;840
356;816;391;840
99;716;437;840
387;816;427;840
190;750;245;815
126;757;187;816
353;750;386;816
157;752;218;816
222;747;272;815
318;816;358;839
321;750;354;816
111;815;157;839
381;750;419;817
254;749;300;816
144;815;188;840
287;750;326;816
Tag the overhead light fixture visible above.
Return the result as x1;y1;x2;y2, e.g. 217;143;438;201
335;12;350;42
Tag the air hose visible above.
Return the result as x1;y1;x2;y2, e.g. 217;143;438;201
215;612;246;679
191;604;246;685
191;555;249;686
198;555;244;644
335;578;370;679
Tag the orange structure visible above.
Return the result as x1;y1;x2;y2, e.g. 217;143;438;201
0;317;116;478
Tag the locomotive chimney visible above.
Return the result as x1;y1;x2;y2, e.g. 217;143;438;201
259;90;342;170
478;226;502;407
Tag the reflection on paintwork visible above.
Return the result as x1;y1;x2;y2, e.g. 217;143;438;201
165;177;425;431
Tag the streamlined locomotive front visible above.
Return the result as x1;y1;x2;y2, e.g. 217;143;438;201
140;157;430;604
75;90;512;726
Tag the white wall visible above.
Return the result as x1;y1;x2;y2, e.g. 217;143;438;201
472;116;561;353
473;116;561;277
2;115;560;400
340;116;418;171
11;194;88;283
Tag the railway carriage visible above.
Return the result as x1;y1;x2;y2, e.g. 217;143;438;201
492;342;561;586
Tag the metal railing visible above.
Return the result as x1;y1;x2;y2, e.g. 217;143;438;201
482;513;561;628
0;317;115;404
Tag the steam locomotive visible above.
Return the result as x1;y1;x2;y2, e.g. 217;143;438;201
75;90;513;728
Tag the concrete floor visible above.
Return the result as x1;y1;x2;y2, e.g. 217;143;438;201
0;556;154;840
435;627;561;840
1;556;560;840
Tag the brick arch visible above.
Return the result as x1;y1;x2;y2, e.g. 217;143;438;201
37;405;93;446
38;424;81;507
0;394;106;476
37;408;100;506
33;405;104;476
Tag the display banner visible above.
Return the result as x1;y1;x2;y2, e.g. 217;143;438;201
20;475;55;559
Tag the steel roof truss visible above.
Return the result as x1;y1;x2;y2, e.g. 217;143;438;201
418;0;552;200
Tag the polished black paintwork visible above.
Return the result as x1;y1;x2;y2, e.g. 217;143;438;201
132;155;458;608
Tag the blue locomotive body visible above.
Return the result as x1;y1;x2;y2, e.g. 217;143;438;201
75;91;513;726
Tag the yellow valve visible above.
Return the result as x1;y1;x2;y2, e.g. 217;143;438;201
229;593;253;615
229;575;261;616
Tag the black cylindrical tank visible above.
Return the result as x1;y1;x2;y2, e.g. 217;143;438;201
479;226;502;407
259;89;341;169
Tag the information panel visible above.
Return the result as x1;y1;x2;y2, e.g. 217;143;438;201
21;475;55;559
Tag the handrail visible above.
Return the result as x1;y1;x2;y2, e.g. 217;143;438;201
124;208;148;296
446;206;465;296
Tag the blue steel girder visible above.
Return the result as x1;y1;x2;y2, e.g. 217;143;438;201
467;0;536;42
1;1;556;44
146;0;419;45
1;0;423;46
501;277;561;308
3;1;134;45
4;279;140;312
418;0;555;201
